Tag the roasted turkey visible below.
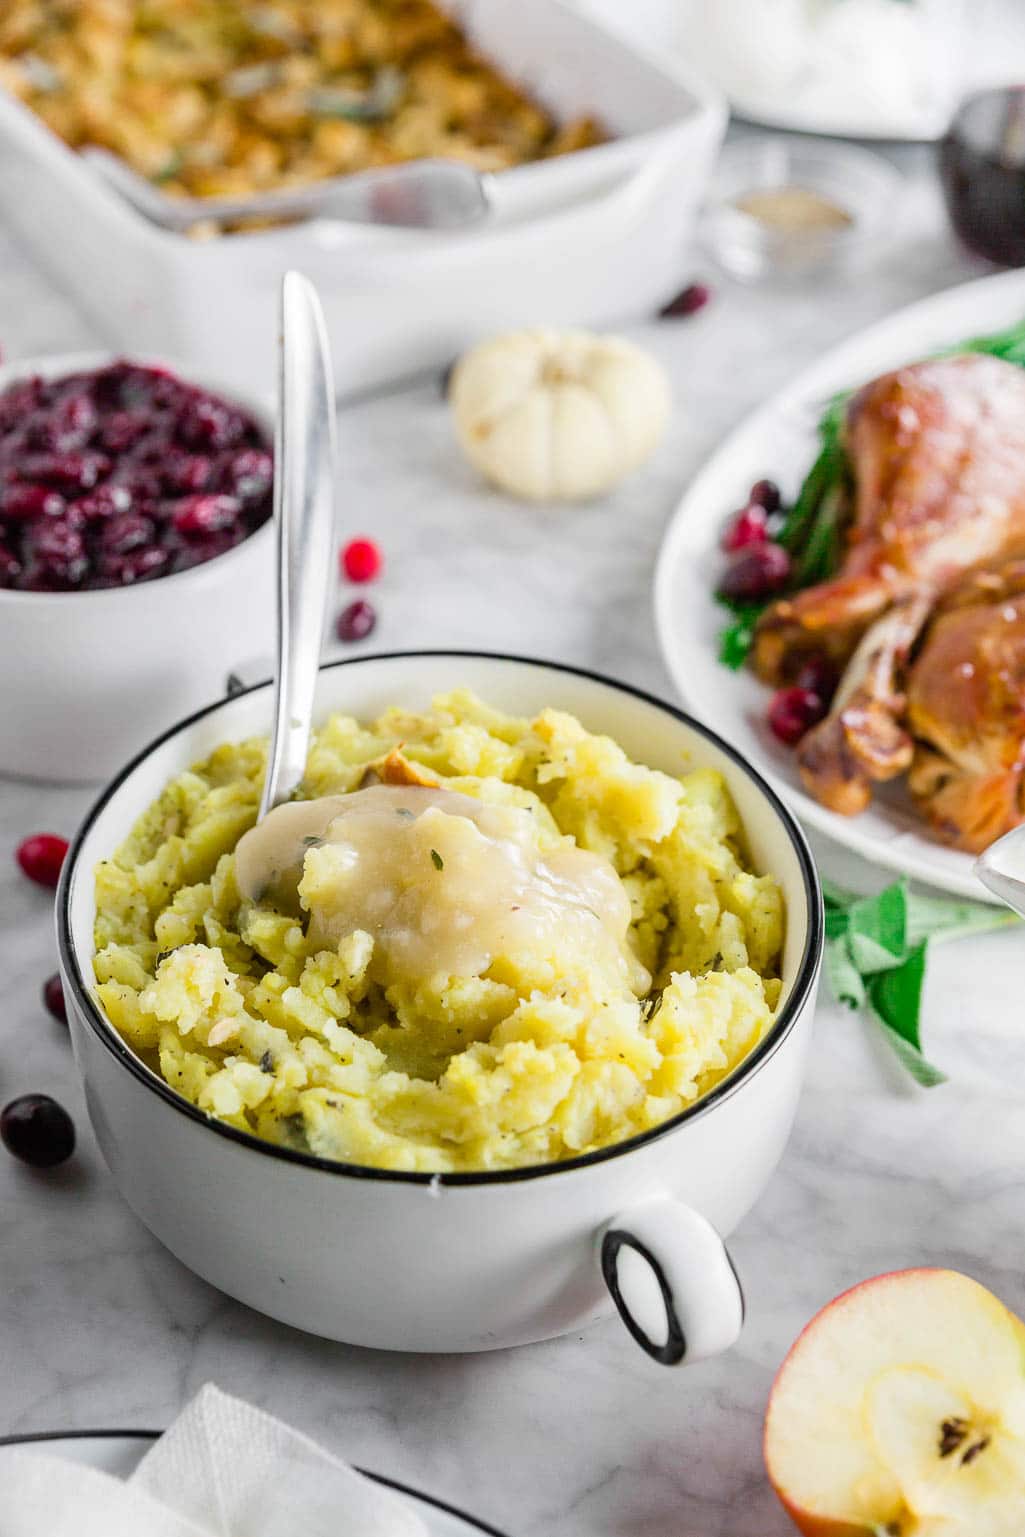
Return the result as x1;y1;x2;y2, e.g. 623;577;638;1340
907;562;1025;853
749;353;1025;846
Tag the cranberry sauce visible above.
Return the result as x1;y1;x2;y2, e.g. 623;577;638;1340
0;361;272;591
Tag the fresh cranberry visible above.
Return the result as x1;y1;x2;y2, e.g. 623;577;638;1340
43;973;67;1025
1;1094;75;1167
172;493;241;535
721;504;769;553
717;542;791;603
337;599;377;642
768;686;827;747
0;482;64;519
16;833;69;887
341;537;383;583
794;655;839;705
660;281;712;319
750;478;782;515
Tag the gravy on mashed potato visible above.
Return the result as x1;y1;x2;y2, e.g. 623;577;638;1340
92;692;784;1173
233;784;650;995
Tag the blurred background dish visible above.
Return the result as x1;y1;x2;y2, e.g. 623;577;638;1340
0;0;724;398
940;86;1025;267
0;0;606;206
700;136;901;283
571;0;1025;143
676;0;965;143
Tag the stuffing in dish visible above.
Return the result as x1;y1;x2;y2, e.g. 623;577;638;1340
0;0;605;214
92;692;783;1173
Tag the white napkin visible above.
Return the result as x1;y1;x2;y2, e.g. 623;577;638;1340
1;1385;430;1537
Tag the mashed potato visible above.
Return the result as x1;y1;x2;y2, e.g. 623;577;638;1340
93;691;783;1173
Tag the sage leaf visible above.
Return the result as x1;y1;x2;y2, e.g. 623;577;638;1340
821;878;1017;1089
867;941;926;1041
824;906;850;941
905;891;1018;948
866;943;948;1087
877;1030;948;1089
846;883;908;974
825;941;865;1011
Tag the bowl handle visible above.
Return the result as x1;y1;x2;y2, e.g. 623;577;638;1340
600;1197;744;1365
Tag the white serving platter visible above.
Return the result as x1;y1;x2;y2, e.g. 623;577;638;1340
655;266;1025;900
0;1431;507;1537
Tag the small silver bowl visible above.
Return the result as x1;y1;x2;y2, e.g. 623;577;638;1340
701;135;903;282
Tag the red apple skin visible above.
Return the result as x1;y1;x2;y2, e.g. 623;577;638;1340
764;1268;949;1537
769;1491;878;1537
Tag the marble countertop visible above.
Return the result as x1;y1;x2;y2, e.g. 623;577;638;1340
2;136;1024;1537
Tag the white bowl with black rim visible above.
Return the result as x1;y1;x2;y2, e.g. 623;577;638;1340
0;351;274;783
57;651;823;1363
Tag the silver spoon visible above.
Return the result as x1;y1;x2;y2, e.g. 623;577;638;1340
84;149;491;233
258;271;337;820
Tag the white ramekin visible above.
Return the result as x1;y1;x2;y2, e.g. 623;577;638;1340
0;351;274;783
58;653;823;1363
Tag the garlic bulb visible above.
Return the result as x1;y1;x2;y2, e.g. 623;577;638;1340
450;328;670;502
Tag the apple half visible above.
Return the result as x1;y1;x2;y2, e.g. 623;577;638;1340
764;1269;1025;1535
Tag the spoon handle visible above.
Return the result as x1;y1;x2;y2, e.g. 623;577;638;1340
259;271;337;820
85;148;490;232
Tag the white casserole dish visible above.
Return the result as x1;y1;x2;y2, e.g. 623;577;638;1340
0;351;273;783
0;1;725;398
58;652;823;1361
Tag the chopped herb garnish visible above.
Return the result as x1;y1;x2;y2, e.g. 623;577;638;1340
154;151;184;183
430;848;444;870
395;807;416;821
280;1113;308;1149
307;67;405;122
301;834;324;848
259;1050;274;1074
